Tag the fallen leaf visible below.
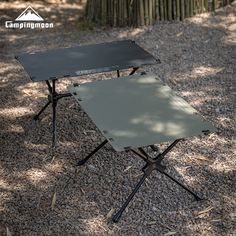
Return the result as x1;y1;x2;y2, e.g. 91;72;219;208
133;173;143;178
195;155;211;161
51;192;57;210
68;104;75;109
211;219;221;222
147;221;157;225
23;91;33;96
171;80;178;86
106;208;115;219
80;188;85;195
157;222;173;230
198;206;214;215
6;227;11;236
176;32;183;37
198;212;209;218
124;166;132;172
41;115;51;123
164;231;176;236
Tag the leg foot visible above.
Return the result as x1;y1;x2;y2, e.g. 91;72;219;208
112;212;122;223
195;195;203;201
33;115;39;121
77;159;88;166
129;67;139;75
77;140;108;166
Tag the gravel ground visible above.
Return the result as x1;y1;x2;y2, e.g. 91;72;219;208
0;1;236;236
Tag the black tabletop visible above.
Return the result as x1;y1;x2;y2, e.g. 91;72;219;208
16;40;158;82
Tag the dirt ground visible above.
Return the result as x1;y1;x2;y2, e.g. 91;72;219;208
0;1;235;235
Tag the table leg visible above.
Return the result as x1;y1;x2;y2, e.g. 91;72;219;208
132;149;150;162
129;67;139;75
52;80;57;147
33;100;51;120
137;140;202;201
111;139;202;222
77;140;108;166
155;139;182;163
112;166;152;223
33;79;72;147
33;80;53;120
79;139;202;223
162;171;202;201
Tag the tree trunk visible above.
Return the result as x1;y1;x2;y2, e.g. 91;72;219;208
85;0;233;27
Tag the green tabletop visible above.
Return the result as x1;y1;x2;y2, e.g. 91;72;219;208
69;74;216;151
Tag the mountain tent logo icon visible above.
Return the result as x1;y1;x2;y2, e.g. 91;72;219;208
5;5;53;29
15;6;44;21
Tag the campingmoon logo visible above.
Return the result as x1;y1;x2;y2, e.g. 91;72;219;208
5;6;54;29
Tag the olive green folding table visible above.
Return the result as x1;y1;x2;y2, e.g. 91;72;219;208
69;73;217;223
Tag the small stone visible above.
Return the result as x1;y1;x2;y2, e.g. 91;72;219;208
152;206;158;211
87;164;97;172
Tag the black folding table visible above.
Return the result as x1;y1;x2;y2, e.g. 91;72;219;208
16;40;158;146
69;73;217;223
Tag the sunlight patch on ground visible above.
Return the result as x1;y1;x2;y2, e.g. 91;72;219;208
0;62;18;75
215;116;234;130
7;34;26;43
0;179;12;190
187;3;236;46
118;27;147;39
82;216;112;235
185;220;213;235
23;142;48;150
210;161;235;173
192;66;223;77
224;18;236;44
45;161;66;174
16;85;46;98
26;168;48;185
0;107;33;118
174;166;200;186
5;124;24;133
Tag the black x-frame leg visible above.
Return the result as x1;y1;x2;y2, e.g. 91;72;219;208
77;140;108;166
76;138;202;223
112;139;202;222
116;67;139;78
33;79;72;147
